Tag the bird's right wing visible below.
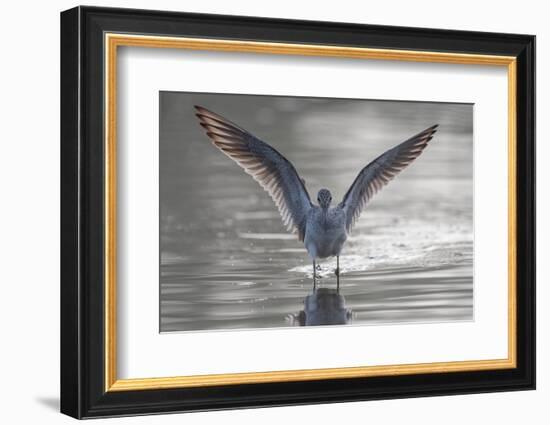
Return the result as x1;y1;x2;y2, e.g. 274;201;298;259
339;124;438;234
195;106;313;241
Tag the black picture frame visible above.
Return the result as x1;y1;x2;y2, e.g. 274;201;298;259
61;5;535;419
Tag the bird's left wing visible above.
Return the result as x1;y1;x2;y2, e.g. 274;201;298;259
339;124;438;234
194;106;313;241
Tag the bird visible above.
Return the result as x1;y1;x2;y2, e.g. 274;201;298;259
194;105;438;292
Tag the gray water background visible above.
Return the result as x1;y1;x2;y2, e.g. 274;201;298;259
160;92;473;332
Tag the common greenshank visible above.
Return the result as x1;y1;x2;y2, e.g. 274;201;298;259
195;105;438;291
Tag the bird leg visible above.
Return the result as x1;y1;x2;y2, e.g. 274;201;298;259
335;256;340;292
312;259;317;291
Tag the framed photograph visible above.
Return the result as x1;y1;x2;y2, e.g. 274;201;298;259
60;6;535;419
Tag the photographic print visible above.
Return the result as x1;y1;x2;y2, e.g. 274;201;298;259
160;92;473;332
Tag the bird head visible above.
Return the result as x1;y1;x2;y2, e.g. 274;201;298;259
317;189;332;209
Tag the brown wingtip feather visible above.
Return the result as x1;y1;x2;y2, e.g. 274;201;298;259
426;124;439;135
413;124;439;148
195;105;220;123
195;105;229;122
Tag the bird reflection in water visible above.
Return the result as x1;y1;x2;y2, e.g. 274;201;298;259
290;287;352;326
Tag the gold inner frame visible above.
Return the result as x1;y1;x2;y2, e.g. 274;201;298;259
104;33;517;392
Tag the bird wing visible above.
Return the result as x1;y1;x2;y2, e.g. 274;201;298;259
339;124;439;234
195;105;313;241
